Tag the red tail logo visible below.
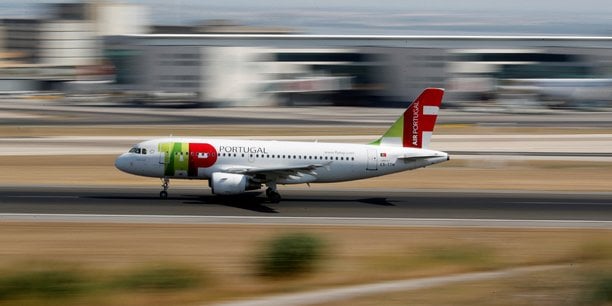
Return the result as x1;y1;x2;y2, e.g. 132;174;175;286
402;88;444;148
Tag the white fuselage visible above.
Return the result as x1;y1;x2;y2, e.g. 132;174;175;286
115;138;449;184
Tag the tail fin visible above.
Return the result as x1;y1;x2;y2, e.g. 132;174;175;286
370;88;444;149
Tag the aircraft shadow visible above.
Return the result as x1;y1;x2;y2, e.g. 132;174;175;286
82;193;279;213
360;197;396;206
83;194;394;214
282;197;396;206
184;194;395;207
182;192;279;213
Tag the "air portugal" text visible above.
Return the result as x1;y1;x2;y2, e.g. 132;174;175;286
412;100;419;146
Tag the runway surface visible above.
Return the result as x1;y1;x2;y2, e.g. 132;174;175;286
1;187;611;227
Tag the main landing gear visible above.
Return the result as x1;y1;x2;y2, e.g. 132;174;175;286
265;182;281;203
160;177;169;199
266;188;281;203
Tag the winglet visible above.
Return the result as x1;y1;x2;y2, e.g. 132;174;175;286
370;88;444;149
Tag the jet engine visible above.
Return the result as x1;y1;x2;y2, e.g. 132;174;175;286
210;172;261;195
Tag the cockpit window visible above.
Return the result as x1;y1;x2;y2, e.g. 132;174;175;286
129;147;141;154
142;148;147;154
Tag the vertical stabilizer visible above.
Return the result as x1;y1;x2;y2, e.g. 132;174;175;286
371;88;444;149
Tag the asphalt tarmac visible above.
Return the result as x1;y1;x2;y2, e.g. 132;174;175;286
1;187;611;224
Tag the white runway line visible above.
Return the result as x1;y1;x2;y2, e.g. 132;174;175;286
0;214;611;228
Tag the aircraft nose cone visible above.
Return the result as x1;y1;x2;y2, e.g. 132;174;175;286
115;153;131;173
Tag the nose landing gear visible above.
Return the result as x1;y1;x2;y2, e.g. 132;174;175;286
160;177;169;199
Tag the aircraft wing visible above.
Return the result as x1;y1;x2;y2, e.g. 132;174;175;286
222;163;330;179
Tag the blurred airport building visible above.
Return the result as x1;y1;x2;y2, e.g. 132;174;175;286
0;2;147;92
104;36;447;106
2;1;612;108
101;35;612;108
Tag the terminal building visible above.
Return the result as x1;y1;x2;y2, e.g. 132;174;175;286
105;34;612;107
0;2;147;92
105;35;449;106
2;1;612;108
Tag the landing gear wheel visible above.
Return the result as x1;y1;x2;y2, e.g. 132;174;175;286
265;183;281;203
268;191;281;203
160;177;170;199
265;187;273;198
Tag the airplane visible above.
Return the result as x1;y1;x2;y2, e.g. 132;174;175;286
114;88;449;203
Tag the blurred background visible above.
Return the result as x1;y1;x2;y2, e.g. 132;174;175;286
1;0;612;109
1;1;612;306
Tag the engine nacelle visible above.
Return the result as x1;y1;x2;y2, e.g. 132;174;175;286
210;172;260;195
